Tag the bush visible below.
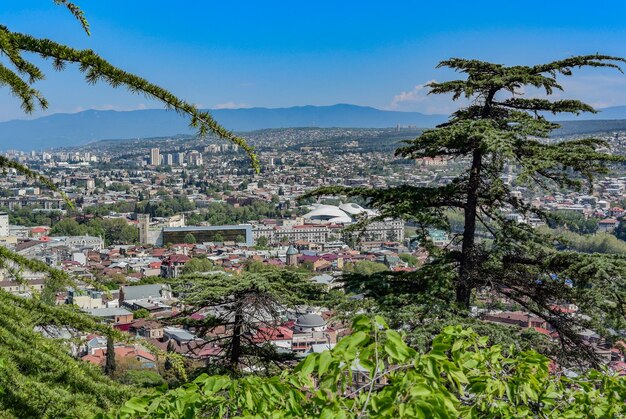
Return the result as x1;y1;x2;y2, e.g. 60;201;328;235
113;316;626;418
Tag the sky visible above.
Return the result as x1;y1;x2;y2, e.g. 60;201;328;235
2;1;626;121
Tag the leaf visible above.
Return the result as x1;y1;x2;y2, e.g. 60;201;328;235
318;350;332;376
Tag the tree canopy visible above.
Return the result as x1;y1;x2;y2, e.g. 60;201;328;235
168;269;324;373
308;55;626;364
111;316;626;418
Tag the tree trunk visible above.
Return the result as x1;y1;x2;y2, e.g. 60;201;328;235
457;148;482;308
230;304;243;371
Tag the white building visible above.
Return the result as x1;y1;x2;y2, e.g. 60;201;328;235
0;213;9;237
150;148;160;166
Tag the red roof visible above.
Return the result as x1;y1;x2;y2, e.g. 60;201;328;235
168;254;191;263
532;326;552;336
251;326;293;343
599;218;618;224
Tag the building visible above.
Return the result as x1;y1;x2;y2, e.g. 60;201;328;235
286;245;298;266
160;225;253;247
160;254;191;278
119;284;173;307
166;153;174;166
150;148;160;166
136;214;186;245
86;307;134;325
0;212;8;237
137;213;150;244
291;313;334;354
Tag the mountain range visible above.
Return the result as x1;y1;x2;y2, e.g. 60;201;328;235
1;103;626;151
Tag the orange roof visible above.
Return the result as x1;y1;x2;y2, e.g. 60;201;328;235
82;346;156;365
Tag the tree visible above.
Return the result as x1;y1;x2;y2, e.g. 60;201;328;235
0;2;257;414
0;289;129;417
615;220;626;241
114;316;626;418
309;55;626;363
170;269;323;373
104;334;116;377
547;210;598;234
182;257;214;274
343;260;388;275
183;233;197;244
398;253;418;267
0;0;257;308
255;235;269;249
50;218;88;236
133;308;150;319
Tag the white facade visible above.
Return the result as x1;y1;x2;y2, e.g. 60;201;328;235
0;213;8;237
150;148;160;166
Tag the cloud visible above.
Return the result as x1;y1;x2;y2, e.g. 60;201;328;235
213;102;249;109
390;80;435;109
389;80;465;115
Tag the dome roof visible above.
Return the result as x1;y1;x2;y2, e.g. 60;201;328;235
295;313;326;328
303;204;353;223
338;203;366;215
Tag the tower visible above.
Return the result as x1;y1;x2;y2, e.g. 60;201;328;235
286;245;299;267
150;148;160;166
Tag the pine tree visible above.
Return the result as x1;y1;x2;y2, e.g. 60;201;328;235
104;334;116;377
0;2;257;413
169;268;323;373
310;55;626;363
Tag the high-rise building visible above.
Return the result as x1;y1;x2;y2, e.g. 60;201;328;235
176;152;185;165
166;154;173;165
0;213;9;237
150;148;160;166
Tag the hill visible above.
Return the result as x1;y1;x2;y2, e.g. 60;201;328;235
0;104;447;151
3;103;626;151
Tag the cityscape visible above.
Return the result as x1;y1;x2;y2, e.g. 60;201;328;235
2;1;626;418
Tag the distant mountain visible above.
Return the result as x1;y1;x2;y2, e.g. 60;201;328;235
2;103;626;151
0;104;448;151
557;105;626;121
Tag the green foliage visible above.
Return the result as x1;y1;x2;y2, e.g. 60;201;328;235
0;290;130;417
50;217;138;245
111;316;626;418
344;260;389;275
398;253;418;267
550;227;626;254
306;55;626;363
1;205;62;227
615;220;626;241
183;233;197;244
118;370;165;389
182;257;214;274
547;210;598;234
169;270;324;371
255;235;269;249
136;196;195;218
133;308;150;319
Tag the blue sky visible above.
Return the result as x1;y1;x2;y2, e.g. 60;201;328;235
2;1;626;121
